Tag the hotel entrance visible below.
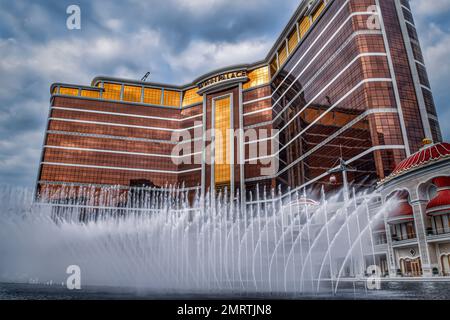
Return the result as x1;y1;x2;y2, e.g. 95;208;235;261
400;258;423;277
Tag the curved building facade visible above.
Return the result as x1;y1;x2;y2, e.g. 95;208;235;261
36;0;442;202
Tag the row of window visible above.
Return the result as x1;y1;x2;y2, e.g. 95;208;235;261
53;67;271;109
270;0;327;76
57;83;185;108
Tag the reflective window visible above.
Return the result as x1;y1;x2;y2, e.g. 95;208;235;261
143;88;162;105
299;16;311;38
81;89;100;99
288;28;299;54
123;85;142;103
163;90;181;107
278;43;288;67
59;87;79;96
214;96;231;188
312;1;325;22
243;66;270;90
182;88;202;107
103;83;122;101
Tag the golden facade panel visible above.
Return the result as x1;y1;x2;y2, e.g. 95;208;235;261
299;16;311;38
278;43;288;67
143;87;162;105
59;87;79;96
182;88;202;107
163;90;181;108
81;89;101;99
312;1;325;22
123;85;142;103
243;66;270;90
288;28;299;54
102;83;122;101
214;96;231;188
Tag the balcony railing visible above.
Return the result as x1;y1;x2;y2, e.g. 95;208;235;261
391;234;416;242
427;228;450;236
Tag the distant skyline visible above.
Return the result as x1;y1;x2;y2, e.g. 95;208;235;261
0;0;449;187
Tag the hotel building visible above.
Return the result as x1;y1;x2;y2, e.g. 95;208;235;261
36;0;443;203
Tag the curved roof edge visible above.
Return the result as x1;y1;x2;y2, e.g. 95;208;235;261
90;61;267;90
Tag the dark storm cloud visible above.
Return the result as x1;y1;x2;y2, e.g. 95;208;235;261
0;0;448;187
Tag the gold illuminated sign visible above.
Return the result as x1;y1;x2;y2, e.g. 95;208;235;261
198;70;247;90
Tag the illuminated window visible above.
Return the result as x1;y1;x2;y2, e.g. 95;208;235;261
270;57;278;77
59;87;79;96
81;89;100;99
312;1;325;22
278;43;288;67
214;96;231;188
123;85;142;103
299;16;311;38
103;83;122;101
243;66;270;90
288;28;299;55
143;87;162;105
182;88;202;107
163;90;181;107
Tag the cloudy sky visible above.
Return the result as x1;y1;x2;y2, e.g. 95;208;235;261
0;0;449;188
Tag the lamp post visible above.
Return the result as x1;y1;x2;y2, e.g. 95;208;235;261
329;158;357;203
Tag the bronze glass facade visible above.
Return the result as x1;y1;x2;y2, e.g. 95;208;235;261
37;0;442;203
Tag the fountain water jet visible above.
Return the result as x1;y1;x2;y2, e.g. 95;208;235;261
0;184;400;296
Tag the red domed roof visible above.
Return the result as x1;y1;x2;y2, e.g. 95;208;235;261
381;142;450;184
426;177;450;216
387;200;414;224
386;191;414;224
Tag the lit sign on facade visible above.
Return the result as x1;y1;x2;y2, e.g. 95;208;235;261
197;70;247;90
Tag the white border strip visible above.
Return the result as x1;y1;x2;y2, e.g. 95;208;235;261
244;107;273;117
44;145;201;158
245;52;389;144
271;10;376;105
49;117;202;132
245;145;406;185
51;106;202;122
46;130;202;145
243;96;271;106
248;33;385;121
41;162;201;174
246;78;393;161
246;108;399;179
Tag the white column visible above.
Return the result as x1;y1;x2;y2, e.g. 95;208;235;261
382;196;398;277
411;197;433;277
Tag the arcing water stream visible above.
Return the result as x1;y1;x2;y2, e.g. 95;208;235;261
0;185;399;295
